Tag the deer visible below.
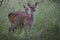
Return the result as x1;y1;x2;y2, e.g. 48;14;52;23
8;2;38;32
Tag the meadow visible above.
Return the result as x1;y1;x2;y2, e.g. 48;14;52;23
0;0;59;40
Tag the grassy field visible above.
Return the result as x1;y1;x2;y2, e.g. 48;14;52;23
0;0;60;40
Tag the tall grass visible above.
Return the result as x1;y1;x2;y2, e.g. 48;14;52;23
0;0;59;40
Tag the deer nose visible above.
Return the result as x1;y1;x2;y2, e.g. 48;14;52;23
33;10;35;12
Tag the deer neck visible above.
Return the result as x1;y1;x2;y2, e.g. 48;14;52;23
25;10;34;18
31;11;34;18
30;11;35;22
25;11;35;21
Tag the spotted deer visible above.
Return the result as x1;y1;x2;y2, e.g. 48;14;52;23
8;2;38;32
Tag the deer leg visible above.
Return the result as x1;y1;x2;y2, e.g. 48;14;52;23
9;23;16;32
29;24;32;29
28;24;32;40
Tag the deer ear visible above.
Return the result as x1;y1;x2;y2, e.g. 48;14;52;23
27;3;30;6
35;2;38;6
23;5;26;8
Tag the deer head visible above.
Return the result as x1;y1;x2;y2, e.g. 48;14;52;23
23;5;31;15
27;2;38;12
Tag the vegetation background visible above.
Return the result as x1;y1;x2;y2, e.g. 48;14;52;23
0;0;59;40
